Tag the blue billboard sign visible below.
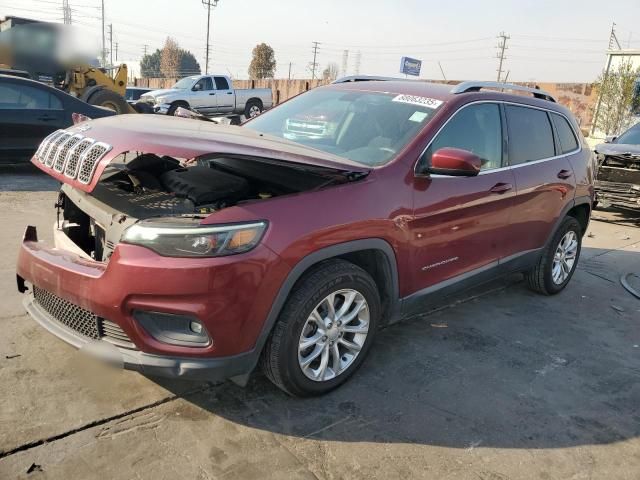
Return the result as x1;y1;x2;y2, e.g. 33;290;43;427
400;56;422;76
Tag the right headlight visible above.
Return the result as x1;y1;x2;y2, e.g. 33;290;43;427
121;220;267;257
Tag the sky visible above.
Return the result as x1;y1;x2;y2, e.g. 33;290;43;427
2;0;640;82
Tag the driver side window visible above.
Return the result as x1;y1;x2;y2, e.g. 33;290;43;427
422;103;503;171
194;77;213;91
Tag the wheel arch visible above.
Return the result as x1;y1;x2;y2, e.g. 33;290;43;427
248;239;400;372
246;97;263;108
566;199;591;236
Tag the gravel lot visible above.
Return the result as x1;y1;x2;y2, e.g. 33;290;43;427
1;165;639;479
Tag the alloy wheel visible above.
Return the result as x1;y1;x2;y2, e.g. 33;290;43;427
297;289;370;382
552;230;578;284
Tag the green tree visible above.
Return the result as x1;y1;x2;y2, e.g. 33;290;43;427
140;49;161;78
178;49;201;76
248;43;276;79
594;59;640;135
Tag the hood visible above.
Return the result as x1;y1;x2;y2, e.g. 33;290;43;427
141;88;179;98
31;114;370;193
595;142;640;158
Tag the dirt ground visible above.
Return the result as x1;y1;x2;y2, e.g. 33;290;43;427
1;165;639;479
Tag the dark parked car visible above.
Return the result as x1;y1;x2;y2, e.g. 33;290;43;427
17;80;593;396
125;87;152;105
594;123;640;211
0;74;115;163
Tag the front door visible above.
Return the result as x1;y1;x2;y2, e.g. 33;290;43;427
190;76;216;115
407;102;517;304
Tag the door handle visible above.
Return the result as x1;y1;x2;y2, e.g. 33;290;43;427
226;91;233;94
557;169;573;179
37;116;56;121
209;92;216;95
489;182;513;194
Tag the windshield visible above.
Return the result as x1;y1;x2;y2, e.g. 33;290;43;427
244;88;443;166
172;77;197;89
615;125;640;145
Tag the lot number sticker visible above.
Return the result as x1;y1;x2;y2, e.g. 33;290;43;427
392;94;443;109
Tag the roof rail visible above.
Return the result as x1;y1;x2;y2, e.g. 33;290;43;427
332;75;405;84
451;81;556;102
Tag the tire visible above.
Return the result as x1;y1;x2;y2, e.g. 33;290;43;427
244;100;263;118
261;259;381;397
525;216;582;295
87;88;130;114
167;101;189;116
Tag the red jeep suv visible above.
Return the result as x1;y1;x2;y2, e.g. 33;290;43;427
16;79;594;396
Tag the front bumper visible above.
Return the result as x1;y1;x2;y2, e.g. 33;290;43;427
153;103;171;114
16;225;285;381
594;180;640;211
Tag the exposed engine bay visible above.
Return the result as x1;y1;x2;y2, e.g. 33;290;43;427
595;153;640;211
57;152;365;262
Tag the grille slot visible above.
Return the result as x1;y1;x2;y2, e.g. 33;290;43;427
44;132;72;167
35;130;63;163
64;138;95;178
78;143;111;184
53;134;83;172
32;286;136;349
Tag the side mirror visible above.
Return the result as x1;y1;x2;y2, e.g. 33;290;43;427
192;84;202;91
604;135;617;143
426;147;481;177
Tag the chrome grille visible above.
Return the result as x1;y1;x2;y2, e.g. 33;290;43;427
35;130;64;163
64;138;95;178
32;286;136;348
44;132;72;167
78;143;110;184
53;134;82;172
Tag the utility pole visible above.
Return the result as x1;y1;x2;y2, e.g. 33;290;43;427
341;49;349;77
496;32;509;82
62;0;72;24
354;51;361;75
143;44;148;57
101;0;106;67
310;41;320;80
115;42;118;62
438;61;447;81
202;0;219;75
108;23;113;67
288;62;292;80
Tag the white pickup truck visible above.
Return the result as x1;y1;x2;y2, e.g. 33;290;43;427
139;74;273;118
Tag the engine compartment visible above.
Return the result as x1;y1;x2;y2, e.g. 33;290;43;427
58;152;362;261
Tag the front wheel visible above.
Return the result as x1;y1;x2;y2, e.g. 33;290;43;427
526;216;582;295
261;259;380;396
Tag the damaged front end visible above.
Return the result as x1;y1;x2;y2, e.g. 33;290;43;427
594;148;640;211
32;115;369;262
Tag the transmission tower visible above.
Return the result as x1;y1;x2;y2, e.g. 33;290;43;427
62;0;72;24
341;50;349;77
310;41;320;80
496;32;510;82
608;22;621;50
353;51;361;75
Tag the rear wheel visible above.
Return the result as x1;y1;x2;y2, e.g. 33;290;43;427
87;88;130;114
261;259;380;396
526;216;582;295
244;100;263;118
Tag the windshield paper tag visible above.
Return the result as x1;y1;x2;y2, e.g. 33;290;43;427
392;94;443;109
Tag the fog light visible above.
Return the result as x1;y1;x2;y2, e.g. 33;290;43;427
133;310;210;347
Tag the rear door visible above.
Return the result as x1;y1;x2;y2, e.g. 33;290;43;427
408;102;517;301
214;76;235;113
0;80;65;162
504;104;576;257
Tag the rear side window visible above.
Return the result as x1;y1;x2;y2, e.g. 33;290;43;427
505;105;555;164
0;83;62;109
214;76;229;90
425;103;503;171
551;113;579;154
